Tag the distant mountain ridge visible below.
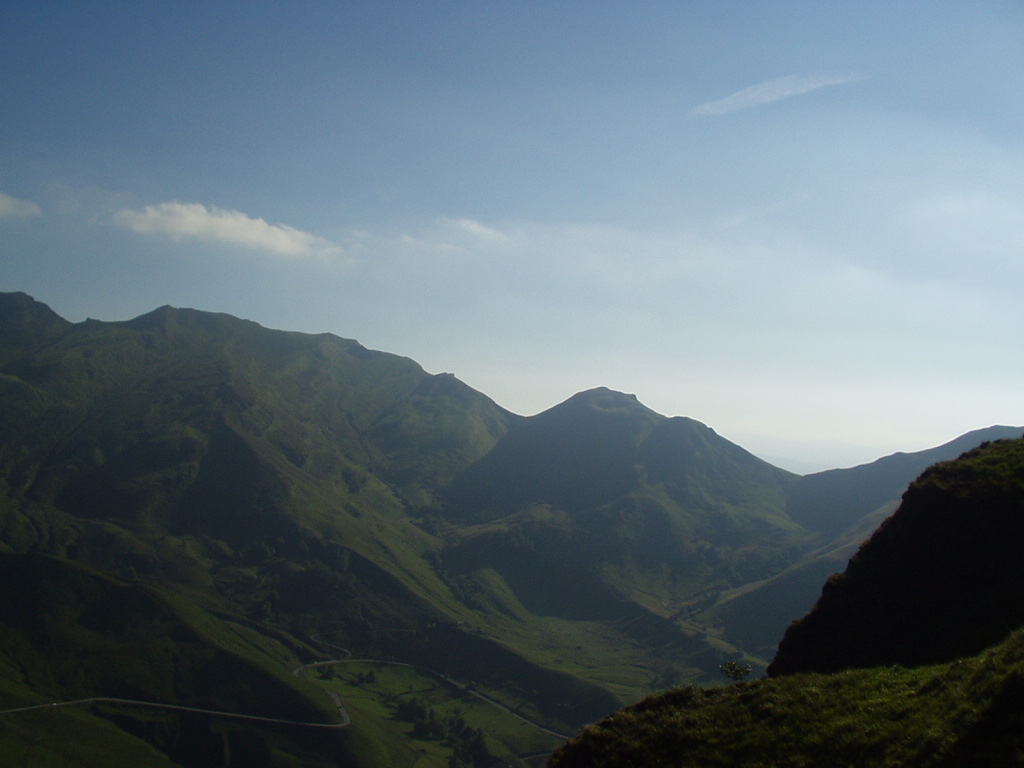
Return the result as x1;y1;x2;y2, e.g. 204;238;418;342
784;426;1024;536
1;289;1021;767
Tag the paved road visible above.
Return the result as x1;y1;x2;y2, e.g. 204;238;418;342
0;696;346;728
0;638;568;743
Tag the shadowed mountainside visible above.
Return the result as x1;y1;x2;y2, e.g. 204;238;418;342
441;387;808;623
549;437;1024;768
770;436;1024;675
707;425;1024;660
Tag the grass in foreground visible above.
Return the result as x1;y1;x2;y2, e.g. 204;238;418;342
549;626;1024;768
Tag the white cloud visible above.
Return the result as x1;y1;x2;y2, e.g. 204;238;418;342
690;73;865;116
113;201;340;257
0;191;42;219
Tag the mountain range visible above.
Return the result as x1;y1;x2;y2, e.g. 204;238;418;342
550;436;1024;767
0;290;1019;767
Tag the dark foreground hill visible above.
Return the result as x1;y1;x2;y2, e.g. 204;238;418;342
770;436;1024;675
707;424;1024;660
550;438;1024;767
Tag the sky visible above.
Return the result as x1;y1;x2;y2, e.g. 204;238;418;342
2;1;1024;472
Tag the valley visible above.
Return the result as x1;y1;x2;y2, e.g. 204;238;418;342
551;436;1024;767
0;290;1020;767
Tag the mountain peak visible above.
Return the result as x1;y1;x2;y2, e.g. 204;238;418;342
548;387;660;419
0;291;69;327
126;303;256;332
568;386;639;403
0;291;71;361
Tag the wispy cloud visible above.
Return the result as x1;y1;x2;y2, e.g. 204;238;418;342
441;217;507;242
0;191;42;219
114;201;340;257
390;217;509;255
691;73;865;116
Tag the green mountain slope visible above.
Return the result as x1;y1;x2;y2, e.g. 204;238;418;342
2;290;1020;766
549;437;1024;767
770;436;1024;675
549;626;1024;768
0;552;343;767
438;386;812;685
707;500;899;659
706;426;1024;661
0;293;626;757
0;295;815;690
443;386;807;608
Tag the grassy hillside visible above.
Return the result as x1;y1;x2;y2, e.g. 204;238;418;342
0;552;345;767
550;437;1024;767
0;295;819;700
440;388;809;669
3;291;1020;766
549;625;1024;768
0;294;636;762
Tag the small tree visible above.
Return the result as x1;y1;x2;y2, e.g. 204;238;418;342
719;660;752;683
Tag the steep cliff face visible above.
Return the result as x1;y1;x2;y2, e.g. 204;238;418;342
770;437;1024;676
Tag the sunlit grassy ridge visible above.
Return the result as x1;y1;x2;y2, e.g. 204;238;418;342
550;625;1024;767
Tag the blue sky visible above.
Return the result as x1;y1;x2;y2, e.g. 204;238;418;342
3;1;1023;471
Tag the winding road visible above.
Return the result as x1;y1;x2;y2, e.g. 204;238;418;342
0;632;569;759
292;655;570;740
0;695;346;728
